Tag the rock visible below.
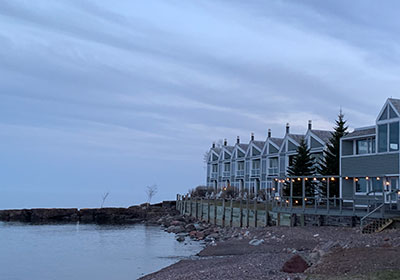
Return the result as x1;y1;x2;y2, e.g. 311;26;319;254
185;224;196;232
171;220;185;227
176;235;185;242
384;237;390;242
205;233;219;242
166;225;185;234
313;234;319;237
282;255;310;273
249;239;264;246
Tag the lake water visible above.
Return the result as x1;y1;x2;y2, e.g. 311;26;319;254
0;222;203;280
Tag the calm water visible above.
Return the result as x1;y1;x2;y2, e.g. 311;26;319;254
0;222;203;280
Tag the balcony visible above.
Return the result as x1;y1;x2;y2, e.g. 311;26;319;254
236;170;245;177
211;172;218;179
222;171;231;177
268;168;278;176
251;169;261;177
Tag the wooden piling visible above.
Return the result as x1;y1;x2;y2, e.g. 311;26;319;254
214;197;217;225
222;199;226;227
254;199;257;227
230;198;233;227
200;198;203;221
239;199;243;227
246;197;250;228
207;199;210;223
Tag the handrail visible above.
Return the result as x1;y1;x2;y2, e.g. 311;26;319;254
360;203;385;229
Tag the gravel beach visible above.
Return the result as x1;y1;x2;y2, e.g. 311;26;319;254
140;226;400;280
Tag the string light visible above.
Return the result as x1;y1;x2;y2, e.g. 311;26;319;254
345;177;349;180
377;177;380;181
313;178;317;181
331;177;335;181
355;178;359;182
297;178;301;181
322;178;326;181
366;177;369;180
304;198;308;201
305;178;308;181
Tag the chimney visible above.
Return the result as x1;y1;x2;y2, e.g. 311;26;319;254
251;132;254;141
212;142;215;148
286;123;290;134
224;139;227;146
236;136;240;144
308;120;312;130
268;129;271;138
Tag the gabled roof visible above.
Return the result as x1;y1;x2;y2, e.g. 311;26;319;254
269;137;284;148
252;140;265;150
288;134;305;144
389;98;400;114
342;127;376;139
238;143;249;151
311;129;332;143
224;146;234;153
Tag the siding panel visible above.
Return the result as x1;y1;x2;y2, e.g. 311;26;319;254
341;153;399;176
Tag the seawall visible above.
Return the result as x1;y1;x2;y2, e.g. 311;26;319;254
0;201;177;224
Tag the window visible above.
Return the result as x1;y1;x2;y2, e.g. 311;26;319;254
355;177;383;193
356;138;375;154
356;178;367;193
252;159;260;169
378;122;399;153
389;122;399;151
269;158;278;168
371;178;382;192
237;161;244;171
224;163;230;172
212;164;218;172
378;124;388;152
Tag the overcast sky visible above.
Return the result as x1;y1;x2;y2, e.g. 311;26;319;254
1;0;399;209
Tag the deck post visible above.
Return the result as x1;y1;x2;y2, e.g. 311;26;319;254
189;197;193;217
222;198;226;227
239;198;243;227
207;199;210;223
195;198;198;219
214;197;217;225
302;178;305;212
230;198;233;227
254;199;258;227
327;179;330;214
290;180;293;210
200;198;204;221
246;197;250;227
339;197;343;214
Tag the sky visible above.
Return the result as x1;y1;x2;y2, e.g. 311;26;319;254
1;0;400;209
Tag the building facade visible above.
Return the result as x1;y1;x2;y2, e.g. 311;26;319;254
206;98;400;206
206;121;332;197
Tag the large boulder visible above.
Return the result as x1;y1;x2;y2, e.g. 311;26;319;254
166;225;185;234
282;255;309;273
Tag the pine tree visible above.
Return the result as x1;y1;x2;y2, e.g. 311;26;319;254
318;111;348;197
284;137;316;197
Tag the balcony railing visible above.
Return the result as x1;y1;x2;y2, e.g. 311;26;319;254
268;168;278;175
236;170;245;176
222;171;231;177
251;169;261;176
211;172;218;179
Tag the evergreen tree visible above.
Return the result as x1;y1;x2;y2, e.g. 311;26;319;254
318;111;349;197
284;137;316;198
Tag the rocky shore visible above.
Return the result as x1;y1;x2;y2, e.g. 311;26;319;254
0;201;178;224
145;216;400;280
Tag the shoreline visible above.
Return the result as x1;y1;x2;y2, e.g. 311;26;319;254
141;226;400;280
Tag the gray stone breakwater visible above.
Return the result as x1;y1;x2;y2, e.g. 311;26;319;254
0;201;178;224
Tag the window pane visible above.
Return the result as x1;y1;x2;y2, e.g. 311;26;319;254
356;140;369;154
356;179;367;193
371;139;376;153
390;122;399;151
371;178;382;192
378;124;388;152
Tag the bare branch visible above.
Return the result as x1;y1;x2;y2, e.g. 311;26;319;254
101;192;109;208
146;184;158;204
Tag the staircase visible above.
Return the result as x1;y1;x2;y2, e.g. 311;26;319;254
361;218;393;234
